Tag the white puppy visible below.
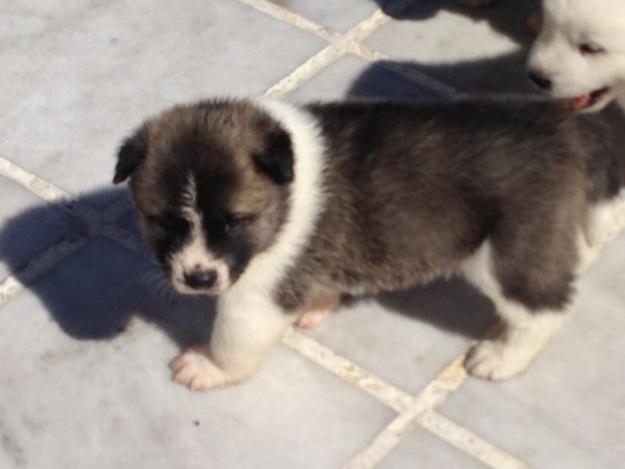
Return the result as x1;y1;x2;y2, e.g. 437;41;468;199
528;0;625;113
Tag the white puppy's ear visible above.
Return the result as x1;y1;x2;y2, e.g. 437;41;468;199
113;125;148;184
252;130;294;185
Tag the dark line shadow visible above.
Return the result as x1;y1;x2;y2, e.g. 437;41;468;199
0;187;215;349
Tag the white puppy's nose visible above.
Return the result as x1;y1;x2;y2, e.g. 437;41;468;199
183;270;217;289
529;71;552;91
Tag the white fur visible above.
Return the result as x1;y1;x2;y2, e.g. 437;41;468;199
529;0;625;111
172;100;327;390
169;176;230;295
461;241;567;380
578;189;625;272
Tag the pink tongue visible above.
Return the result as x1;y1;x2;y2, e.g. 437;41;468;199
572;94;591;111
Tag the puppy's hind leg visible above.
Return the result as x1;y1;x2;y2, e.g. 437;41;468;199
296;291;340;329
171;292;292;391
462;241;572;381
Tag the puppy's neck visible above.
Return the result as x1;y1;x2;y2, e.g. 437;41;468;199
229;99;327;296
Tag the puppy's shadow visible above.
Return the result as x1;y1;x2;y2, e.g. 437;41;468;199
0;187;215;349
376;278;496;340
363;0;540;96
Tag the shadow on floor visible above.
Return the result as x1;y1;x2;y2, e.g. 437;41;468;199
0;187;215;349
363;0;541;96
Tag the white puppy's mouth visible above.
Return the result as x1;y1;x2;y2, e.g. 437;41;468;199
561;87;611;112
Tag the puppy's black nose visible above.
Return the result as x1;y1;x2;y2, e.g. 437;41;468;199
184;270;217;289
529;71;552;90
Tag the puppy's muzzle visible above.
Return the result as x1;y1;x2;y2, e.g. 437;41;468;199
183;269;217;290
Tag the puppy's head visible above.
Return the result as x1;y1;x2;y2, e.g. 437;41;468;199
114;100;294;295
528;0;625;112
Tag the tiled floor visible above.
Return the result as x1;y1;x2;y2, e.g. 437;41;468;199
1;0;623;468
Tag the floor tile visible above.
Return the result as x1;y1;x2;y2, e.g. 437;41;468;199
269;0;381;32
306;278;496;394
290;54;441;101
0;0;100;43
0;0;325;194
440;234;625;469
0;237;394;469
380;424;485;469
365;0;538;94
0;175;81;280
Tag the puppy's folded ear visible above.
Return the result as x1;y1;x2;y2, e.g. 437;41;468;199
113;126;148;184
253;130;294;185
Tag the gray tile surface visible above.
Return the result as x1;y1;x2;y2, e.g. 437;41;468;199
269;0;381;32
0;238;394;469
307;279;495;394
0;0;325;194
440;235;625;469
380;424;486;469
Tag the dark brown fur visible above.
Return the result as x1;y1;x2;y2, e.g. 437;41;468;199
276;100;624;313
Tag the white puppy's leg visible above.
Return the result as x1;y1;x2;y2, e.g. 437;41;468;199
578;196;625;273
465;311;565;381
462;242;567;381
171;292;291;391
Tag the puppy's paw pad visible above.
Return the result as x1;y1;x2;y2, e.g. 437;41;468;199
465;340;530;381
296;310;331;329
170;350;229;391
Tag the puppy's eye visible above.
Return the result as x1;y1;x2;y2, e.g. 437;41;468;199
579;43;605;55
146;214;187;231
223;213;254;235
223;218;239;235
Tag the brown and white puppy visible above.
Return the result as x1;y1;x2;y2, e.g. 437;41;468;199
114;98;625;391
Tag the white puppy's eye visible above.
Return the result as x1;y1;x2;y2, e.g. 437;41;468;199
579;43;605;55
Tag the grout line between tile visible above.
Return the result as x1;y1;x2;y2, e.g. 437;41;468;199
265;45;345;98
0;155;123;231
0;235;89;305
416;411;530;469
239;0;457;99
282;328;413;412
0;155;141;302
342;356;467;469
238;0;342;43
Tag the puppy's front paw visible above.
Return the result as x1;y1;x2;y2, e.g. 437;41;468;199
170;349;242;391
465;339;531;381
296;309;331;329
